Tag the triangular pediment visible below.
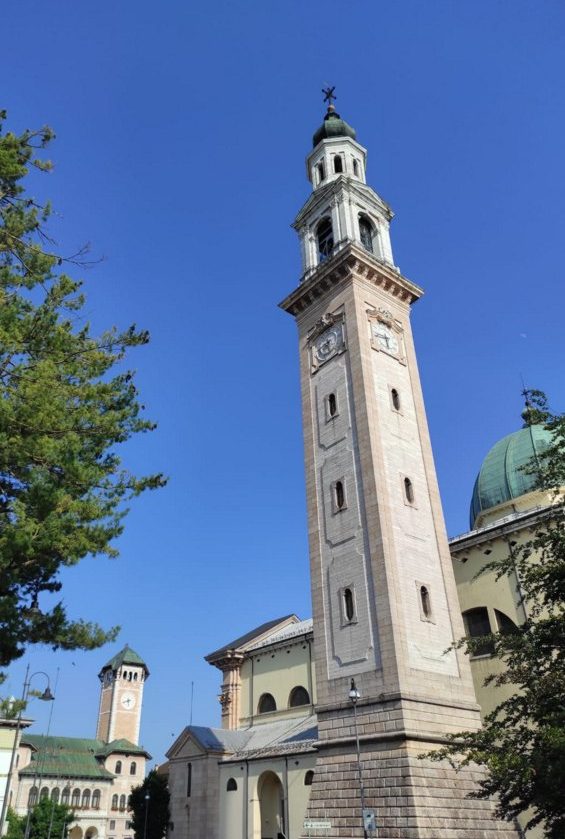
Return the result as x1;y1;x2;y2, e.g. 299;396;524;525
293;178;393;230
166;728;206;760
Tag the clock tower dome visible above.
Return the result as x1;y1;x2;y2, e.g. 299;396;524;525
280;100;519;838
96;645;148;745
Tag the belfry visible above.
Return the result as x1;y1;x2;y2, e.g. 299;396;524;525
279;97;519;838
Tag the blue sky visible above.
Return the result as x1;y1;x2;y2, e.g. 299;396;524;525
2;0;564;765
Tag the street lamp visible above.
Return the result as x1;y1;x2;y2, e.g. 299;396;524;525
0;666;55;837
143;793;150;839
349;679;368;839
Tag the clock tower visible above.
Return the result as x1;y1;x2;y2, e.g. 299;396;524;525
96;645;148;745
279;101;519;837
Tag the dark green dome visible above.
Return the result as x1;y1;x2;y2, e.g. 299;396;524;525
313;106;357;148
470;424;552;529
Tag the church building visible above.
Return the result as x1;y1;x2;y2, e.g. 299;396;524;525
7;646;150;839
165;99;524;838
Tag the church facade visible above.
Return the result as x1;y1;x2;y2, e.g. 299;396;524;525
164;102;526;838
7;647;150;839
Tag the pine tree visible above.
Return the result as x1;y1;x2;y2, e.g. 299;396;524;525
0;111;165;672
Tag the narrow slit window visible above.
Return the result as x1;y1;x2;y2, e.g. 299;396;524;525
391;388;401;411
187;763;192;797
404;477;415;504
328;392;337;418
115;760;122;775
335;480;345;510
343;587;355;622
420;586;431;619
334;155;343;173
353;159;359;176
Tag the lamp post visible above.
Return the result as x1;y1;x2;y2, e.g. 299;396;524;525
349;679;368;839
0;666;55;837
143;793;150;839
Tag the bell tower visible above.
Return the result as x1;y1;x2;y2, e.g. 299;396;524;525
279;98;519;838
96;646;148;745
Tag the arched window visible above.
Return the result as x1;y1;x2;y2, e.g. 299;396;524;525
359;215;374;253
316;162;325;183
40;787;49;801
115;760;122;775
71;789;81;808
391;388;401;411
334;480;345;511
51;788;60;804
289;686;310;708
316;217;334;263
119;795;126;811
226;778;238;792
130;761;137;775
61;787;70;806
257;693;277;714
353;159;359;176
82;789;91;809
462;607;494;656
134;672;138;680
495;609;519;635
328;392;337;418
334;156;343;174
111;794;118;810
404;477;415;504
28;787;38;807
420;586;431;619
343;587;355;622
92;790;101;810
304;770;314;786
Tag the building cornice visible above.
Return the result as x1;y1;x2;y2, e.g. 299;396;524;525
449;504;554;553
279;242;422;317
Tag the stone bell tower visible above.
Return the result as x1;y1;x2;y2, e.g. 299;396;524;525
96;645;148;745
279;97;519;838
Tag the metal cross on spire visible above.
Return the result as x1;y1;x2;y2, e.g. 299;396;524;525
322;85;337;107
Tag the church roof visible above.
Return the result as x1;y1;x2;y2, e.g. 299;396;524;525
470;423;552;528
205;615;297;662
100;645;148;675
312;106;357;148
19;735;150;779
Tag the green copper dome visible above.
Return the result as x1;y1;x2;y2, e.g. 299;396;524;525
313;106;357;148
470;424;552;529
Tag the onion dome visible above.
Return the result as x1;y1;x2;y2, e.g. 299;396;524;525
312;105;357;148
469;424;552;529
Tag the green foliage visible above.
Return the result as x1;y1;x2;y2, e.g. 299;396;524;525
10;798;76;839
128;771;170;839
426;390;565;837
0;111;166;671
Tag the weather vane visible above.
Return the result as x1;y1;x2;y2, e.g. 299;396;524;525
322;85;336;107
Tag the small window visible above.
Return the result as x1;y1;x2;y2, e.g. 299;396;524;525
391;388;401;411
420;586;431;619
353;159;359;176
289;686;310;707
71;789;81;808
343;587;355;622
115;760;122;775
463;607;494;656
134;672;138;680
119;795;126;811
258;693;277;714
51;788;60;804
334;480;346;511
226;778;238;792
130;761;137;775
334;156;343;174
316;217;334;263
82;790;91;809
110;822;116;831
187;763;192;798
327;392;338;418
495;609;519;635
111;794;118;810
28;788;38;807
317;162;326;183
92;790;101;810
404;477;415;504
305;770;314;786
40;787;49;801
359;215;374;253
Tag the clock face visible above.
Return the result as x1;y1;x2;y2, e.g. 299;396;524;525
120;691;136;710
371;322;399;355
313;324;344;366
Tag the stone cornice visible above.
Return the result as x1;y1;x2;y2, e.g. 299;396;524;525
206;650;245;672
279;242;423;317
449;504;554;553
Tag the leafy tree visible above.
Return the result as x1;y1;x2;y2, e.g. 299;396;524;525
129;770;170;839
0;111;165;672
5;800;75;839
428;390;565;837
